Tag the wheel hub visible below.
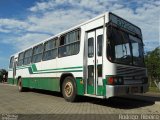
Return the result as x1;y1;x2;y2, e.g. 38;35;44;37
18;82;22;90
64;82;73;97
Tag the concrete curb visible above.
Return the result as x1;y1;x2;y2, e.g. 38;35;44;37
0;83;17;86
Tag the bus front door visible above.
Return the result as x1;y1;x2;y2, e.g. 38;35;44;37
86;28;103;95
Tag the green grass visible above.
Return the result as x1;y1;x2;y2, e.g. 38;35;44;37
149;86;160;93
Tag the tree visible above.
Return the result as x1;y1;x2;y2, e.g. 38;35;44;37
145;46;160;88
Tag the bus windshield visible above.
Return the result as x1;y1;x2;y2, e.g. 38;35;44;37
107;26;144;67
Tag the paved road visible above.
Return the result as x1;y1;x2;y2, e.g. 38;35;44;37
0;83;160;120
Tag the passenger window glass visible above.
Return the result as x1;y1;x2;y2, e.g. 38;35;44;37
43;38;58;61
17;52;24;66
32;44;43;63
97;35;103;56
88;37;94;58
9;56;14;68
58;29;80;57
88;65;94;85
97;65;102;77
58;41;80;57
23;48;32;65
60;36;65;46
59;29;80;46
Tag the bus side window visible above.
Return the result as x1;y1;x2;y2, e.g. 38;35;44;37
23;48;32;65
60;35;66;46
9;56;14;68
58;29;80;58
17;52;24;66
43;38;58;61
32;44;43;63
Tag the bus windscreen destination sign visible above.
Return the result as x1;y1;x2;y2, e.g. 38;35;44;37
109;13;141;37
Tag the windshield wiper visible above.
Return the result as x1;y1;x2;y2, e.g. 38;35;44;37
119;31;128;57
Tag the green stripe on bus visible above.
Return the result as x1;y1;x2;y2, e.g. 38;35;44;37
28;67;33;74
9;64;83;74
29;70;83;74
31;64;37;72
38;66;83;72
29;64;83;74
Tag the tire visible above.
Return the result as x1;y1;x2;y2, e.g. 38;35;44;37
18;79;25;92
62;76;77;102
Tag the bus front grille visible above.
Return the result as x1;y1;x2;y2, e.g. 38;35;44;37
116;65;147;85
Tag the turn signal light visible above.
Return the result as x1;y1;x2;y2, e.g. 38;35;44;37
108;77;114;84
107;76;123;85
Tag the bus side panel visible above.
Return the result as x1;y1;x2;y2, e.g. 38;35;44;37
97;85;104;96
22;77;85;94
22;77;60;91
8;78;14;84
22;77;86;94
56;35;84;95
74;27;85;96
75;77;84;95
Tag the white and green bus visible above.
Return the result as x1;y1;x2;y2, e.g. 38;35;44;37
8;12;148;102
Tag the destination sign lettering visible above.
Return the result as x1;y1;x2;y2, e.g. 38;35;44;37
109;13;141;37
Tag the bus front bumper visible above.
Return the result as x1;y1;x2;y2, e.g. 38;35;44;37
105;84;149;98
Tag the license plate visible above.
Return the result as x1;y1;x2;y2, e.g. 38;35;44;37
131;87;138;93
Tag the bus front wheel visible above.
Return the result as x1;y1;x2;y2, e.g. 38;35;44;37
62;76;77;102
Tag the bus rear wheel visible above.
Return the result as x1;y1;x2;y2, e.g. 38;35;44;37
18;79;25;92
62;76;77;102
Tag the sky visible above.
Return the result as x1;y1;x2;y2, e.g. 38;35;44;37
0;0;160;69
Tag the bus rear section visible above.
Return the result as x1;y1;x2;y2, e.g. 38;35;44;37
103;13;148;98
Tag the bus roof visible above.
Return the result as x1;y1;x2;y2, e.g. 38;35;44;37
10;11;142;57
10;12;109;57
